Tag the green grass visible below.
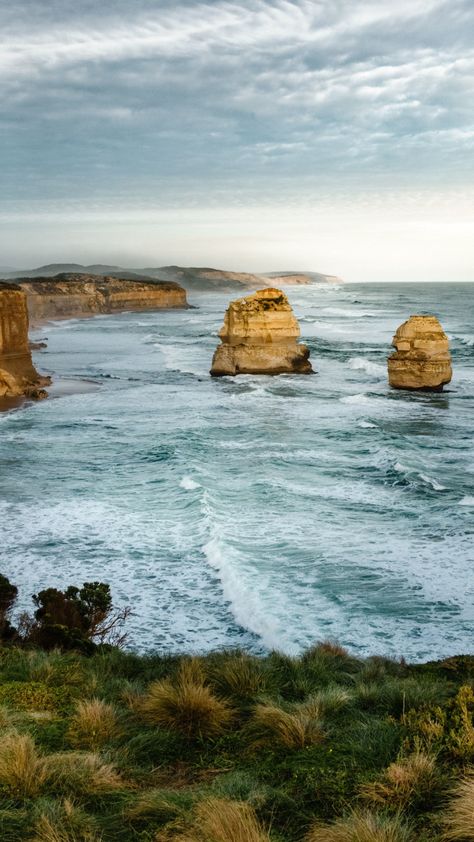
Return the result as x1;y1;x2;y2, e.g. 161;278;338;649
0;644;472;841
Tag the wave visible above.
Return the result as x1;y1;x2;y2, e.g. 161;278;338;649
358;420;377;429
459;496;474;506
153;342;207;376
390;461;447;492
348;357;386;377
200;491;280;650
322;307;377;318
340;392;373;405
452;334;474;347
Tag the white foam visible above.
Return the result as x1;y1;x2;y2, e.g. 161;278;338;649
459;496;474;506
340;392;372;405
419;474;447;492
180;476;201;491
358;420;377;429
348;356;386;377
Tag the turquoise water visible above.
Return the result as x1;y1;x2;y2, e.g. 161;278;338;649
1;282;473;660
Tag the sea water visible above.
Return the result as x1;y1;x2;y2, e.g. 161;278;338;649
1;282;473;660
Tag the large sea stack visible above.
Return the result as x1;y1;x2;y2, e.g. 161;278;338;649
210;287;312;376
388;315;452;391
0;284;50;399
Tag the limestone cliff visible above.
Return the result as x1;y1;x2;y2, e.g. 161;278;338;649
210;288;313;376
16;274;188;322
0;284;50;399
388;315;452;391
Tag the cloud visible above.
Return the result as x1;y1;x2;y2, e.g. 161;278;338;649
0;0;472;274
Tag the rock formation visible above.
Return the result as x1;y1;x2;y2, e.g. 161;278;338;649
210;287;312;376
16;274;188;322
388;315;452;391
0;284;50;400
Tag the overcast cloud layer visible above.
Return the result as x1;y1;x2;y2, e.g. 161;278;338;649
1;0;473;279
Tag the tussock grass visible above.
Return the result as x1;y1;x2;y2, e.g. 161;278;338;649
0;732;48;798
443;773;474;840
30;798;102;842
67;698;119;750
160;797;271;842
139;660;234;739
208;653;268;703
360;752;441;809
305;811;414;842
44;751;123;795
250;699;325;749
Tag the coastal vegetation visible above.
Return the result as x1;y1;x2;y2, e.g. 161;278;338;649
0;577;473;841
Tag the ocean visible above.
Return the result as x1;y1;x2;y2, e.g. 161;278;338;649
1;282;473;661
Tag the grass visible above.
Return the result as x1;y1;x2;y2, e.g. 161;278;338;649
249;699;325;749
138;659;235;739
443;773;474;840
360;753;443;810
67;699;119;750
0;732;48;798
305;812;414;842
159;796;271;842
0;644;472;841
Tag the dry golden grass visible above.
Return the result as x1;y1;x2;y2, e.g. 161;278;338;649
305;811;413;842
155;797;270;842
443;773;474;840
360;752;439;808
44;751;123;795
0;731;48;798
30;798;102;842
139;660;234;739
250;699;324;749
67;698;119;750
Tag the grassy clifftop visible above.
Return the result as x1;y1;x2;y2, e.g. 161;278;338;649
0;643;473;841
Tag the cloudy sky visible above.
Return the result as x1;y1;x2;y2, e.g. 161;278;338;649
1;0;473;280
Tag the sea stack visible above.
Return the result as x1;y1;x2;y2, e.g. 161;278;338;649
210;287;312;376
0;284;50;400
388;315;452;391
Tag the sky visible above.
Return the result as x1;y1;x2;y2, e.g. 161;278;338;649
0;0;473;280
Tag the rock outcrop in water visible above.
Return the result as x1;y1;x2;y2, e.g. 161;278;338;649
0;284;50;399
210;287;312;376
388;315;452;391
15;274;188;322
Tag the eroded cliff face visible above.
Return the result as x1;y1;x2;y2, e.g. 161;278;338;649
17;274;188;322
210;287;313;376
388;315;452;391
0;285;50;399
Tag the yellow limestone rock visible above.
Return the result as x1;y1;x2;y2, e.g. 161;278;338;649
210;287;313;376
388;315;452;391
0;284;50;399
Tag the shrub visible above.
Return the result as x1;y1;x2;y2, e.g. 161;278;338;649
443;773;474;840
0;732;48;798
67;698;119;750
139;660;234;739
0;680;71;712
360;752;442;810
30;798;102;842
305;811;414;842
249;699;324;750
309;686;353;717
0;574;18;641
446;686;474;762
27;582;129;652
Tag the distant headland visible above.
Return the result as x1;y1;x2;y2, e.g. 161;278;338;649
0;263;344;291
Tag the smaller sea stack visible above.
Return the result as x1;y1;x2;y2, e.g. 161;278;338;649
210;287;312;376
0;284;50;399
388;315;452;391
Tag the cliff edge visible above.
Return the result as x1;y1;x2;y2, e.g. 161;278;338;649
0;284;50;399
15;274;188;322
